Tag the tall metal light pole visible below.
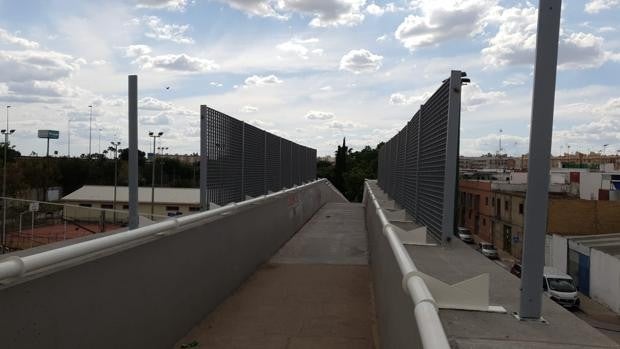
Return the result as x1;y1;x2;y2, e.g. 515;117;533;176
111;141;121;223
149;131;163;220
157;146;168;186
67;116;72;157
98;128;102;154
88;105;93;157
2;105;14;253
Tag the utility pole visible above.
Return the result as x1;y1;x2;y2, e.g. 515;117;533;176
88;105;93;157
111;141;121;224
149;131;163;220
128;76;139;230
1;105;13;253
67;116;71;157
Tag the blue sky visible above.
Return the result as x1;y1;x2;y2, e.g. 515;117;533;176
0;0;619;157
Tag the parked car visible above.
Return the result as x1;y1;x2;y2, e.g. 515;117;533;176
510;262;522;278
456;227;474;243
478;242;499;259
544;267;580;308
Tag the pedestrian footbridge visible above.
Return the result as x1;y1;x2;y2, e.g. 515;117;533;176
0;179;617;348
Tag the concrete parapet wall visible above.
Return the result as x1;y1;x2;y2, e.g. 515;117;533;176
364;185;422;349
0;180;346;349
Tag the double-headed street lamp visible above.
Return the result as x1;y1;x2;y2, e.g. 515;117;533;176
110;141;121;223
2;105;15;253
149;131;164;220
157;146;169;186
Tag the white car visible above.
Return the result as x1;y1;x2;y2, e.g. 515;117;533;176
456;227;474;243
478;242;499;259
543;267;580;308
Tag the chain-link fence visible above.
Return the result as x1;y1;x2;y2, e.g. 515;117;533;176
378;71;463;242
0;198;149;252
204;107;317;206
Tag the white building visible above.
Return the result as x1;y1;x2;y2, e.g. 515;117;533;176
547;233;620;314
62;186;201;223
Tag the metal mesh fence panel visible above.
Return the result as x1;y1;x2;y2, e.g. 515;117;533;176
242;123;266;198
281;139;292;189
204;107;316;206
377;71;461;241
206;108;243;205
266;132;281;192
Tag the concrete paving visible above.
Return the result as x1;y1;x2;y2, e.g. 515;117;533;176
175;203;376;349
367;180;620;348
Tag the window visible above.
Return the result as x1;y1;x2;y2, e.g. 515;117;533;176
189;206;200;212
166;206;180;211
123;205;129;209
505;200;509;211
483;218;486;226
468;210;472;219
79;203;92;207
101;204;113;209
519;203;524;214
485;197;489;206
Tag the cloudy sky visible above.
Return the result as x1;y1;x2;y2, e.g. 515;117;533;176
0;0;619;157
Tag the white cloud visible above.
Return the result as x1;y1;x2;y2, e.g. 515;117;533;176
305;110;334;120
210;81;223;87
135;0;190;11
240;105;258;113
366;4;384;16
276;38;321;59
139;96;172;110
217;0;366;27
389;92;431;106
462;83;505;111
319;85;332;91
502;73;529;86
249;119;273;128
140;16;194;44
0;50;79;82
395;0;497;51
140;113;173;125
0;28;39;48
244;74;283;86
133;53;219;72
328;120;361;129
339;49;383;74
91;60;107;66
585;0;620;14
482;6;619;70
376;34;388;42
125;44;152;57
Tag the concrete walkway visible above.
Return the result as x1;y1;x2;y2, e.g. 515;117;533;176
175;203;376;349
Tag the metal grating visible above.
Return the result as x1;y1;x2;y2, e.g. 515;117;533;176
206;108;243;205
377;71;462;241
205;107;316;206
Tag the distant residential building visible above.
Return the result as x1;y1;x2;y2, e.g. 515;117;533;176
158;153;200;164
459;155;516;170
459;177;620;259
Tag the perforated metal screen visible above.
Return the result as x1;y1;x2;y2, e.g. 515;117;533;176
205;107;317;206
377;71;462;242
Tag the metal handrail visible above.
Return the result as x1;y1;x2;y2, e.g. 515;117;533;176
365;180;450;349
0;179;326;283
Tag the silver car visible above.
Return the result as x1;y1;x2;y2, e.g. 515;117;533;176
456;227;474;243
479;242;499;259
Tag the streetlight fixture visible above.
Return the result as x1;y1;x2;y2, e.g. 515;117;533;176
110;141;121;224
149;131;164;220
157;146;169;186
88;105;93;157
67;116;72;157
2;105;14;253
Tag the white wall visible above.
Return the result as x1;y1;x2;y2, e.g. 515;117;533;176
580;172;603;200
590;248;620;314
550;234;568;273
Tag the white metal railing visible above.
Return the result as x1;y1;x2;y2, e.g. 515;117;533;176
365;181;450;349
0;179;326;284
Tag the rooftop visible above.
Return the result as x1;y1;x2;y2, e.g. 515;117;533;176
61;185;200;205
